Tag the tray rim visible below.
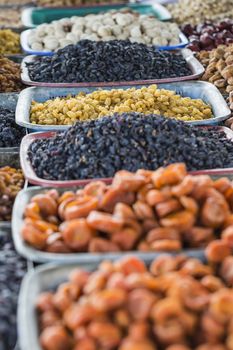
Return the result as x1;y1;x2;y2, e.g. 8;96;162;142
20;48;204;87
15;81;231;132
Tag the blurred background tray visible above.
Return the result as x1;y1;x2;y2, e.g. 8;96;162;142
21;3;171;27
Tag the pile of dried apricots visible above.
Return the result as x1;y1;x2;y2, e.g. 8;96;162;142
21;163;233;258
37;254;233;350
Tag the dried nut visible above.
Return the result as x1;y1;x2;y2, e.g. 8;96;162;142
216;59;226;72
214;79;227;88
27;11;181;50
226;85;233;93
221;66;233;80
209;73;222;83
228;77;233;85
225;55;233;65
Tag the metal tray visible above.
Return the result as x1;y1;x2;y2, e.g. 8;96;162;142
15;82;231;132
18;252;207;350
0;93;22;156
21;3;171;27
12;186;207;263
19;126;233;187
21;49;204;87
20;28;188;56
12;168;232;264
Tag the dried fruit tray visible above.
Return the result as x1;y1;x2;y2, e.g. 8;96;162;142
21;3;171;27
15;81;231;132
21;49;204;87
20;29;188;56
19;125;233;189
18;253;207;350
13;184;207;265
0;93;20;155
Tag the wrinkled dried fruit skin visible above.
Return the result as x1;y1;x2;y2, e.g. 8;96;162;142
0;56;24;92
37;255;233;350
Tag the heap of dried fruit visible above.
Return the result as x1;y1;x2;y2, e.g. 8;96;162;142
167;0;233;25
27;11;180;52
22;163;233;254
28;114;233;181
0;29;21;55
0;8;22;28
36;254;233;350
0;56;24;92
0;166;24;221
182;19;233;52
27;40;192;83
0;234;27;349
30;85;212;125
197;44;233;113
0;107;25;147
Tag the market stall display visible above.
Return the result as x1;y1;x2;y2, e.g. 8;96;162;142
0;56;25;92
1;1;233;349
22;10;180;53
18;255;233;350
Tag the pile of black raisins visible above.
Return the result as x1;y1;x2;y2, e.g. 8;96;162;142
0;107;25;147
26;40;192;83
0;233;27;349
28;113;233;181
